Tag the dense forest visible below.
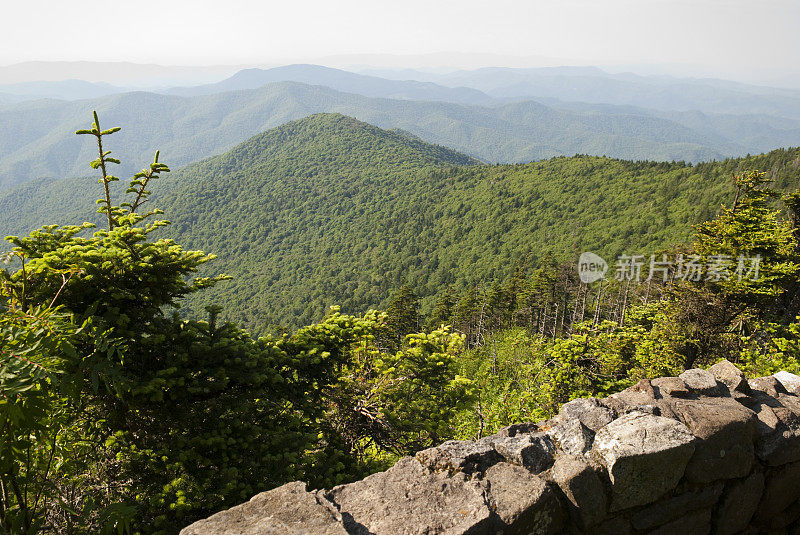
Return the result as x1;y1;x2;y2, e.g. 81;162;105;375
3;114;799;334
2;111;800;534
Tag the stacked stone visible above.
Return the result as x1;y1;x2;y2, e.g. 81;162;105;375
180;362;800;535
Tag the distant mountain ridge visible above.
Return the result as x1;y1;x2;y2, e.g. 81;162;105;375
166;64;493;105
6;61;800;120
363;66;800;119
4;79;800;190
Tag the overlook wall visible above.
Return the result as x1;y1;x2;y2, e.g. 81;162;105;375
181;361;800;535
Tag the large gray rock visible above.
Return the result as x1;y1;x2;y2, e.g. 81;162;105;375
415;439;502;474
714;471;765;535
600;379;661;417
559;398;615;432
774;371;800;394
754;461;800;526
629;483;722;531
549;454;607;529
179;481;347;535
591;411;695;511
750;396;800;466
484;462;563;535
780;392;800;415
680;368;726;396
707;360;750;394
648;507;713;535
749;376;789;398
668;397;757;483
547;417;594;456
328;457;493;535
490;433;555;473
651;376;690;398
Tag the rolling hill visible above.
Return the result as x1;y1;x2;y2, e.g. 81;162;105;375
3;113;800;333
4;81;800;190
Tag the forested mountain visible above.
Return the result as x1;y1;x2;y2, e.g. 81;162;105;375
365;66;800;119
166;63;493;105
537;99;800;156
3;113;799;333
4;81;800;189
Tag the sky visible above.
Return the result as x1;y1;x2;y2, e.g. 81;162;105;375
2;0;799;80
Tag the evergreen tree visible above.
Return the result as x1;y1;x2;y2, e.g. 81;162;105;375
425;285;456;331
383;284;420;348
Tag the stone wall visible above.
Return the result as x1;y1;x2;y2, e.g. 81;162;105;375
180;361;800;534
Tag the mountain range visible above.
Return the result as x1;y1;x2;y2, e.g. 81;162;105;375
3;64;800;190
3;113;799;332
362;66;800;119
165;64;493;105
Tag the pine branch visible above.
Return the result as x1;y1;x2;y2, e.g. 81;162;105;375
75;111;121;230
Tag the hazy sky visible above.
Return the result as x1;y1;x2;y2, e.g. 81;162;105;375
2;0;798;75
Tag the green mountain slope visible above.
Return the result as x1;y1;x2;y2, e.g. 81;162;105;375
4;114;799;333
531;99;800;156
6;81;800;189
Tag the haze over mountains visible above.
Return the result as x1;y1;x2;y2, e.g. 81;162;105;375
362;66;800;118
165;64;493;105
2;63;800;190
0;61;243;87
0;79;130;105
